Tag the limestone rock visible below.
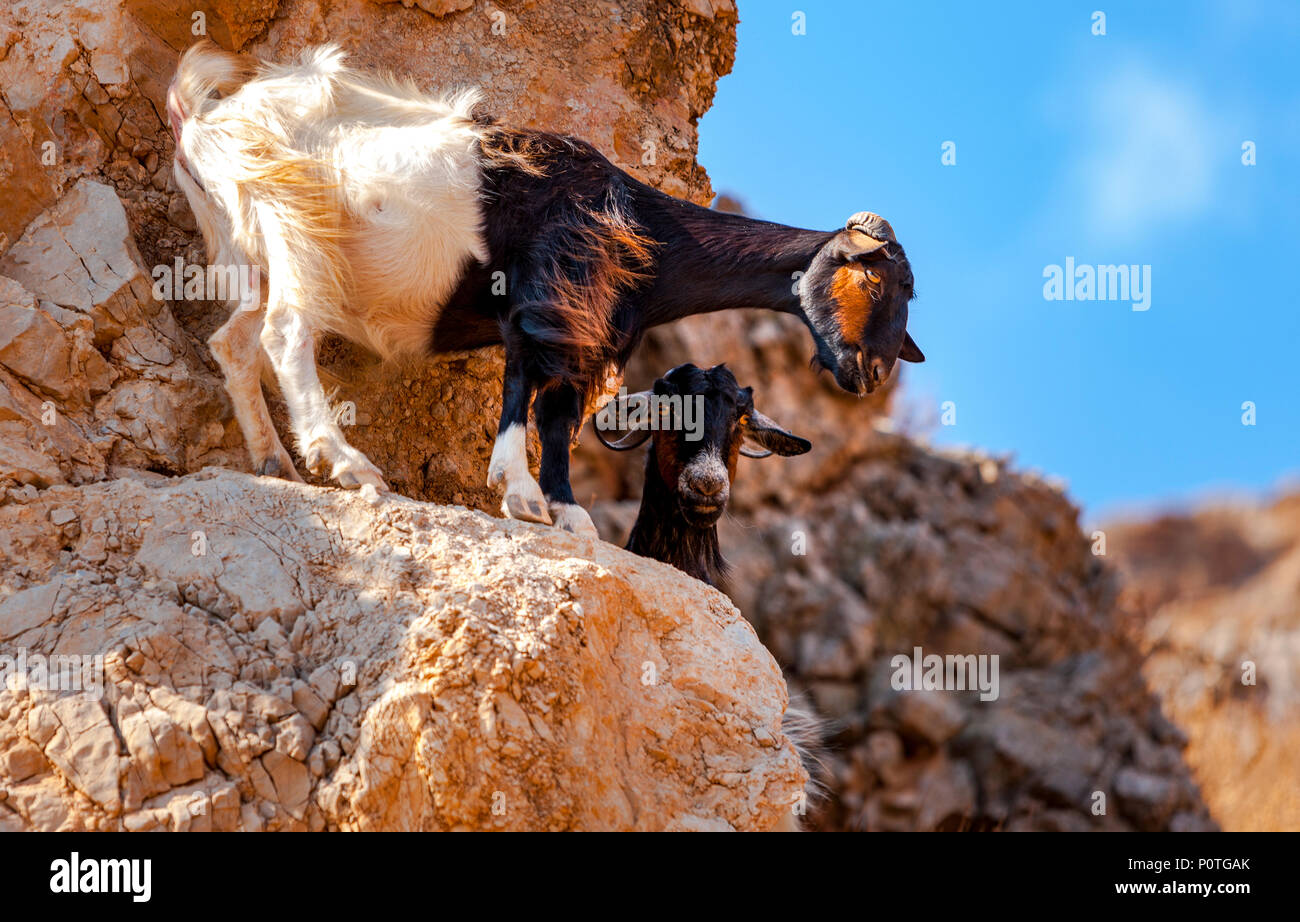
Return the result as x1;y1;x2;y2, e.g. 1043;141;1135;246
0;469;804;831
0;180;234;488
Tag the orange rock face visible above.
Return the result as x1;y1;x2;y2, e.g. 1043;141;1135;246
0;470;803;830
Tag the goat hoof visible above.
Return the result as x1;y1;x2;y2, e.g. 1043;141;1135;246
548;502;599;541
503;492;553;525
255;453;305;483
333;463;387;492
316;441;388;492
304;446;330;477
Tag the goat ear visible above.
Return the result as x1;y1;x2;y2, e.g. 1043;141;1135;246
741;410;812;458
898;332;925;363
839;228;891;261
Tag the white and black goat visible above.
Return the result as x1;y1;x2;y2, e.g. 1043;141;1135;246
168;42;924;539
598;363;825;828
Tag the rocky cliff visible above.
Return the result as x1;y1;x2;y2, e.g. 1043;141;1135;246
1;0;803;832
0;469;801;831
1105;495;1300;831
0;0;736;505
0;0;1221;832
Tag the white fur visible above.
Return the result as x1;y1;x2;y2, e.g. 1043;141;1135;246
206;282;300;482
178;45;487;357
253;203;384;490
487;423;529;487
549;502;599;540
173;43;489;491
487;424;550;525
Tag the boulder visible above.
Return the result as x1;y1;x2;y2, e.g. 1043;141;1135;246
0;469;804;830
0;179;234;487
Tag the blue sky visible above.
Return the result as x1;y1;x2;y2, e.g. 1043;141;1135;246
697;0;1300;521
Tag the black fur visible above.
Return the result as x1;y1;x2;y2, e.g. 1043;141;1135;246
625;457;727;585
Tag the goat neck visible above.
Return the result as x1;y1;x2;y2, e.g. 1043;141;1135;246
632;185;835;328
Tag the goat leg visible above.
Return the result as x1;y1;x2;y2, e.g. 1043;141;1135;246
534;382;599;541
261;307;386;491
489;342;551;525
207;284;302;484
255;205;387;492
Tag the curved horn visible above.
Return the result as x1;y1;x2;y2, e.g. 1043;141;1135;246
595;427;654;451
844;211;899;260
845;211;896;242
593;390;655;452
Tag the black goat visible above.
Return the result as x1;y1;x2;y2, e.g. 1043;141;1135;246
474;135;923;541
598;363;825;829
597;363;810;584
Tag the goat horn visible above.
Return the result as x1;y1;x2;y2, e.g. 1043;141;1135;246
739;409;777;458
595;427;653;451
845;211;897;243
593;390;655;452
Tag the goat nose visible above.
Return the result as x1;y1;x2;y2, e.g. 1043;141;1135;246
869;357;888;385
691;474;726;497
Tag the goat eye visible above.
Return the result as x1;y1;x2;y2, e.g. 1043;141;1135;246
865;269;882;284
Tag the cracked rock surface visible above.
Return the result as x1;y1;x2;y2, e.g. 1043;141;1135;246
0;469;803;831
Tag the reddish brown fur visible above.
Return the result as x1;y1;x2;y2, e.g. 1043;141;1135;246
477;127;657;391
476;124;549;177
654;432;686;490
724;430;742;482
547;205;655;357
830;263;874;344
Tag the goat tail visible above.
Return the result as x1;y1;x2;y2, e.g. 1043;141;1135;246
773;692;830;831
172;40;257;120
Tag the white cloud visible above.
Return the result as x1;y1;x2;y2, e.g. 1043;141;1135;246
1069;66;1218;240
